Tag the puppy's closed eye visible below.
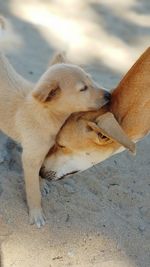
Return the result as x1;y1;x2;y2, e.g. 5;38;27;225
80;85;88;92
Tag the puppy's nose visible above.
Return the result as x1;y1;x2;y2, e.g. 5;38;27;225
104;91;111;102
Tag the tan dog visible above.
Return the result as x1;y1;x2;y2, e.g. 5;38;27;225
0;17;110;227
41;47;150;181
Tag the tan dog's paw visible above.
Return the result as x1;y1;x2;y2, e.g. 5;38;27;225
40;178;51;197
29;208;46;228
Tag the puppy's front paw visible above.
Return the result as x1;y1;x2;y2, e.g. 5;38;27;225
29;208;46;228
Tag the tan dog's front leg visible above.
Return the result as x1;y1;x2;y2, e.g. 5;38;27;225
22;143;49;228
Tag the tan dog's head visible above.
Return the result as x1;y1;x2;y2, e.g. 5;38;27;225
32;55;110;114
40;112;135;180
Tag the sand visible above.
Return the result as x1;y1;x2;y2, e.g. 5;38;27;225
0;1;150;266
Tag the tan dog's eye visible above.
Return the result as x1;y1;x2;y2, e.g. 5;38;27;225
98;132;109;140
80;85;88;92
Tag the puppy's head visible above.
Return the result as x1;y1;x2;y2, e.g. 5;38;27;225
32;63;111;114
40;112;135;180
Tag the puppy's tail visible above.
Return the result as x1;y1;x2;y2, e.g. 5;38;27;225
0;15;21;52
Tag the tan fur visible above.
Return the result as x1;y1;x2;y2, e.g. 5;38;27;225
42;47;150;181
0;17;110;227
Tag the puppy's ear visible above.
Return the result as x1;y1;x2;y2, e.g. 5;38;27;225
49;52;67;66
87;112;136;154
32;80;61;102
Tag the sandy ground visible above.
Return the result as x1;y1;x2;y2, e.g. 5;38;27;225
0;1;150;266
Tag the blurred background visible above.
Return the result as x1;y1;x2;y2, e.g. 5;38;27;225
1;0;150;88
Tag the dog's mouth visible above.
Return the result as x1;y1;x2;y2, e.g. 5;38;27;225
57;170;79;180
40;167;56;180
40;167;79;181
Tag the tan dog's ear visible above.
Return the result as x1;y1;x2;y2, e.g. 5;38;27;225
32;80;61;102
49;52;67;66
87;112;136;154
